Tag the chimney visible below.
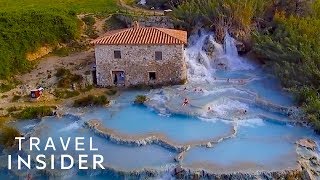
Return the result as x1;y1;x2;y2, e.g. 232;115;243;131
133;21;140;29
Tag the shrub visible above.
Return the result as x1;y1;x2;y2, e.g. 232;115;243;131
58;78;81;88
134;95;147;104
146;0;166;7
80;85;94;92
253;4;320;132
0;83;15;93
55;68;71;78
105;88;117;96
53;41;88;57
82;15;96;26
14;106;54;119
103;14;127;31
54;89;80;99
53;47;71;57
1;95;8;98
11;95;21;102
73;95;109;107
55;68;83;88
82;15;98;39
85;27;99;39
7;106;21;113
173;0;269;40
0;126;21;148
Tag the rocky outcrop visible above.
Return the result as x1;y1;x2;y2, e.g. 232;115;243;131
201;36;216;59
173;168;303;180
297;138;320;180
298;139;318;151
235;39;246;55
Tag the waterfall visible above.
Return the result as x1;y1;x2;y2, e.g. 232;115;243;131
138;0;146;5
185;30;254;82
222;32;254;71
185;30;216;82
224;32;239;57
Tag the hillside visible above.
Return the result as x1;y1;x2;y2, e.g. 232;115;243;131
0;0;118;13
0;0;119;79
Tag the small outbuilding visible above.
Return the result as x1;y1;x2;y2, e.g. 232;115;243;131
91;22;188;87
30;87;44;99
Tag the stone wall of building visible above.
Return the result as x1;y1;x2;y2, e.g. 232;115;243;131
95;44;187;87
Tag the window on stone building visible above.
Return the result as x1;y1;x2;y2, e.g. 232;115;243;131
155;51;162;60
149;72;156;80
114;50;121;59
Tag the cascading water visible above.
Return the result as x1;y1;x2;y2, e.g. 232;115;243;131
185;30;223;82
138;0;146;5
185;30;254;82
222;32;254;70
224;32;238;57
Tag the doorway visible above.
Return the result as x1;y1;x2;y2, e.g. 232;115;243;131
112;71;125;86
149;72;156;80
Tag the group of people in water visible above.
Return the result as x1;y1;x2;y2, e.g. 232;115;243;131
227;78;246;84
181;86;248;115
183;87;204;93
182;87;204;106
183;97;248;115
180;79;250;116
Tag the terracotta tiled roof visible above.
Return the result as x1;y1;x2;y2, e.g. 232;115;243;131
91;26;187;45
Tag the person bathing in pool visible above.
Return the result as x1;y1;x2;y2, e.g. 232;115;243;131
208;106;214;112
182;98;189;106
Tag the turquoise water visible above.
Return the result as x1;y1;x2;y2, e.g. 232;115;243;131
215;69;294;107
214;69;256;79
6;66;319;179
245;77;294;107
7;67;318;178
20;115;176;171
182;118;316;171
9;119;40;134
183;138;296;171
82;105;233;144
7;115;176;179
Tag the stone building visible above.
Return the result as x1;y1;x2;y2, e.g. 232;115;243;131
91;23;188;87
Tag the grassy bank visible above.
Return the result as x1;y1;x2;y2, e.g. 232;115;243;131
0;0;119;79
0;0;118;13
13;106;56;119
0;126;20;148
0;9;80;78
73;95;109;107
253;6;320;131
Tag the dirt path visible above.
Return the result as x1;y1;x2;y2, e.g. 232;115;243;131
94;16;112;36
117;0;164;16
